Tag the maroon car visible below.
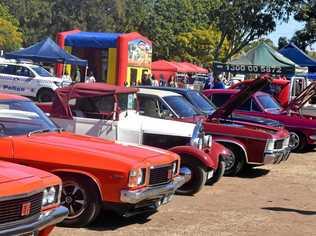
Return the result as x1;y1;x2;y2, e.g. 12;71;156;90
204;81;316;152
138;76;291;176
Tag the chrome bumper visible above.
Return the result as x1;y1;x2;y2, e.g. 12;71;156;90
264;147;291;164
0;206;68;236
120;175;186;204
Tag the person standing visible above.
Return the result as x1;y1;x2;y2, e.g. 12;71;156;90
151;75;159;86
85;71;96;83
213;76;225;89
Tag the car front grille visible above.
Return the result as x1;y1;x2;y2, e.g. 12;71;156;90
0;192;43;225
149;164;173;186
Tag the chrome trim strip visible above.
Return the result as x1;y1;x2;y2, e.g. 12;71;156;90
208;131;268;141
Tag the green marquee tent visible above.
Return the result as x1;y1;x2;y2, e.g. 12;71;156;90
213;42;304;75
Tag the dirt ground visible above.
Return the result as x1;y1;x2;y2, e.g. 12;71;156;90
54;150;316;236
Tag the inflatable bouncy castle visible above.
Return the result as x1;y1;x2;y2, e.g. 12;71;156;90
56;30;152;86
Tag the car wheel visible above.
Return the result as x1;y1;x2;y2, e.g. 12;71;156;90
289;131;306;152
37;89;54;102
176;160;207;195
59;175;101;227
220;144;245;176
206;160;225;185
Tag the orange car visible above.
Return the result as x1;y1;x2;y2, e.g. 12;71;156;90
0;160;68;236
0;94;186;227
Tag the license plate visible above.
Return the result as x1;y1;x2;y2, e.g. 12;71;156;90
207;170;214;180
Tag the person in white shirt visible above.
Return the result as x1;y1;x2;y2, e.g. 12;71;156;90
85;71;96;83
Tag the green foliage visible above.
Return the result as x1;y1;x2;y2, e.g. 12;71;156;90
175;27;230;66
278;37;289;50
292;0;316;51
0;3;22;50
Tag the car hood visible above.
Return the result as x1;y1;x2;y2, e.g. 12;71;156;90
285;81;316;112
13;132;176;169
210;75;272;119
230;113;282;127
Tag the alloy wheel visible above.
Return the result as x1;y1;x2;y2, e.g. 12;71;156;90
289;132;300;150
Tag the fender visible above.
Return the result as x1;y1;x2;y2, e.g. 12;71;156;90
213;137;249;163
168;145;218;169
52;169;104;200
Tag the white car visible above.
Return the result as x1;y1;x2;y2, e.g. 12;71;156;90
0;61;72;102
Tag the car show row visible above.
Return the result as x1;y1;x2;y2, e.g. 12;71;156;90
0;67;315;235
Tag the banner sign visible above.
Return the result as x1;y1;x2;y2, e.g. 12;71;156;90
128;39;152;68
213;62;295;75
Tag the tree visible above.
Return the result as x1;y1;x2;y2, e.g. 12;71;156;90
278;37;289;50
0;4;22;50
210;0;294;62
292;0;316;51
175;26;230;66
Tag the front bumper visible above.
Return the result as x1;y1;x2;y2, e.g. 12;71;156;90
120;175;186;204
264;147;291;164
0;206;68;236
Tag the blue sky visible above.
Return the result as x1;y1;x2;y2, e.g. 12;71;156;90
267;16;305;45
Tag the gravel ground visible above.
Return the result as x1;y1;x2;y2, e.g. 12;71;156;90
54;150;316;236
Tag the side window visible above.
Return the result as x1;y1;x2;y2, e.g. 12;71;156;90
237;99;251;111
70;95;115;119
251;100;261;112
16;66;34;77
211;94;231;107
1;65;17;75
138;95;160;118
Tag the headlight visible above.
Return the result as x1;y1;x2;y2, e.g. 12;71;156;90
191;121;204;150
172;161;178;175
128;168;146;188
203;135;212;148
42;185;60;207
265;139;275;153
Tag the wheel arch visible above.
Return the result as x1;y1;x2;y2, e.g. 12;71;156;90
52;169;104;200
214;139;248;163
36;87;54;99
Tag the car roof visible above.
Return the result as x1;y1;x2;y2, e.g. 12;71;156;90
205;89;270;97
0;93;30;101
138;86;193;95
138;88;183;97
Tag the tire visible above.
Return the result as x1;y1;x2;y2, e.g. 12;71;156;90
289;131;307;152
219;143;245;176
37;89;54;102
206;160;225;185
59;175;101;227
176;159;207;195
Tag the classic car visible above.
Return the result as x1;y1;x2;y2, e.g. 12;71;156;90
0;93;186;227
0;160;68;236
137;76;291;176
38;83;231;196
204;82;316;152
231;77;316;116
138;86;282;127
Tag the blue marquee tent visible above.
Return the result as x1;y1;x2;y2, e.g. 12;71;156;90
279;43;316;72
5;37;87;66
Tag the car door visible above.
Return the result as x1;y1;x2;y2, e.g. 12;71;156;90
13;66;36;97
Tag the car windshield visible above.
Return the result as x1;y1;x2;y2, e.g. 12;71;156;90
30;66;53;77
187;91;215;115
257;95;281;110
0;100;57;136
164;95;199;117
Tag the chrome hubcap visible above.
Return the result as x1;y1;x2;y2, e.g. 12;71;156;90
289;132;300;150
224;153;235;171
61;181;87;219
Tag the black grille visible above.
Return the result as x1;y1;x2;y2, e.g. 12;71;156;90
274;140;284;149
149;164;173;186
0;192;43;225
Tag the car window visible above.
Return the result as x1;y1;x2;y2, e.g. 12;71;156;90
252;100;261;112
16;66;34;77
70;95;115;119
291;79;305;97
29;66;52;77
187;91;215;114
257;95;281;110
163;95;198;117
138;94;172;119
0;65;17;75
211;94;231;107
237;99;251;111
117;93;137;111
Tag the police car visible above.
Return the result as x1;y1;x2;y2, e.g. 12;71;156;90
0;61;72;102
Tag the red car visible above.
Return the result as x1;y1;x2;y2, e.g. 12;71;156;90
204;81;316;152
138;76;291;176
